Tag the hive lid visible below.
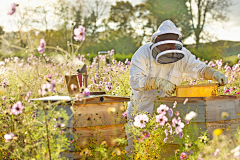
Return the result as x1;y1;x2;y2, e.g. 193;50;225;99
31;95;130;102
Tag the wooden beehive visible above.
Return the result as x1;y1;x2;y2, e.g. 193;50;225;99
154;95;240;157
32;94;130;160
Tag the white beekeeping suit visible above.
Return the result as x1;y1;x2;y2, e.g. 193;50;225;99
125;20;228;153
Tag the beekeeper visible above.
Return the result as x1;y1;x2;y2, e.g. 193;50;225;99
126;20;228;153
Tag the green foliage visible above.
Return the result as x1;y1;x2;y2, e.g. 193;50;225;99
188;44;223;61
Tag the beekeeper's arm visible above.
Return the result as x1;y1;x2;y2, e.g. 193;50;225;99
182;48;228;86
129;50;175;95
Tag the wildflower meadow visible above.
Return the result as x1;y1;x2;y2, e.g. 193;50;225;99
1;1;240;160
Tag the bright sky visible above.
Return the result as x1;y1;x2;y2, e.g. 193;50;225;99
0;0;240;44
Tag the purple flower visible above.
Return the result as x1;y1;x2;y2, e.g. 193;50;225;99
141;130;150;139
133;114;149;128
179;132;183;139
169;126;173;134
95;73;99;79
11;101;24;115
84;88;90;97
122;110;128;118
51;80;56;92
4;133;14;142
156;114;168;126
157;104;169;115
7;3;18;15
74;25;86;42
37;39;45;54
2;96;6;100
164;129;168;136
168;108;173;117
172;117;185;134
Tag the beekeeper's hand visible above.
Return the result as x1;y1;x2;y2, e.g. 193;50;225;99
212;72;228;86
203;67;228;86
144;77;176;95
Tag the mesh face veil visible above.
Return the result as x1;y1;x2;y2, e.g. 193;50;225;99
150;34;184;64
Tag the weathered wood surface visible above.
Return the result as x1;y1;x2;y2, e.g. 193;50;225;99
207;119;240;139
74;124;126;148
206;98;240;122
74;102;127;128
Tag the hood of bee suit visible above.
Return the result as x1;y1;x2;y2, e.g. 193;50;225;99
150;20;185;64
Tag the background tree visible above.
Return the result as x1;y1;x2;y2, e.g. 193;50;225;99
188;0;234;49
140;0;193;42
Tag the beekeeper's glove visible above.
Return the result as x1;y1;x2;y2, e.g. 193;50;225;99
144;77;176;95
203;67;228;86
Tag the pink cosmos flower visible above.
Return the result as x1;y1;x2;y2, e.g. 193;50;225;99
224;89;230;93
7;3;18;15
70;139;74;143
172;117;185;134
11;101;24;115
175;111;180;116
25;91;31;101
37;39;45;54
74;25;86;42
39;83;51;96
2;96;6;100
157;104;169;115
173;101;177;108
212;149;220;156
163;137;168;143
180;152;188;160
4;133;14;142
156;114;168;126
236;92;240;94
122;110;128;118
183;98;188;105
133;114;149;128
105;82;112;91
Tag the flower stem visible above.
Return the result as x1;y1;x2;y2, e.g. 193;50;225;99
43;105;52;160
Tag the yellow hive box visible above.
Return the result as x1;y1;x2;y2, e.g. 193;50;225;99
176;83;218;97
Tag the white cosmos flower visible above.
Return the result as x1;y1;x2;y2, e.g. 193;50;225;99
185;111;198;121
